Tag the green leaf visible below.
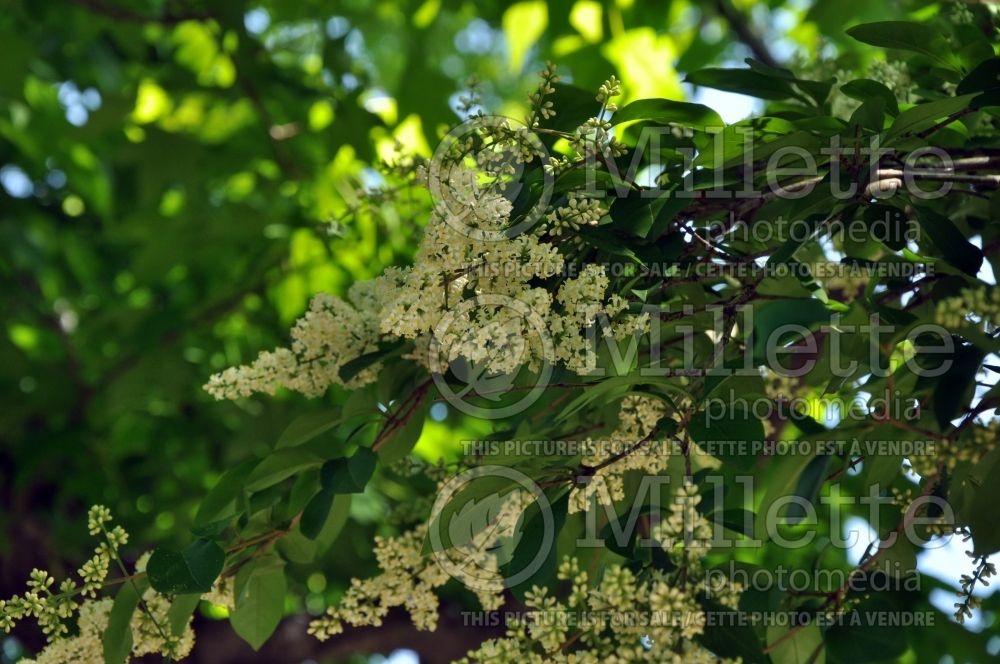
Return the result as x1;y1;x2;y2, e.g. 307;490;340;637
166;593;202;637
300;488;334;539
914;206;983;277
956;57;1000;95
846;21;956;70
751;299;832;364
338;340;405;383
709;508;756;537
688;407;764;471
194;458;257;528
839;79;899;115
886;94;976;141
281;493;352;562
503;489;569;599
541;83;602;133
577;225;643;263
147;539;225;595
825;598;908;662
848;96;885;132
376;398;428;464
754;452;818;542
103;581;143;664
697;598;767;663
766;213;827;266
245;448;322;492
933;341;985;430
230;555;286;651
611;98;724;131
320;446;377;493
744;57;832;105
863;204;908;251
608;192;668;238
969;452;1000;555
275;409;343;449
685;67;797;100
767;623;825;664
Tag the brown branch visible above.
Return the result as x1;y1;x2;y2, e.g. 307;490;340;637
712;0;780;69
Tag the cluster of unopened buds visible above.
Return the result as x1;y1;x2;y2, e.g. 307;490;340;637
527;61;560;125
934;287;1000;330
597;74;622;111
543;194;606;236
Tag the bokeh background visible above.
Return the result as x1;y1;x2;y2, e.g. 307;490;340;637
2;1;996;662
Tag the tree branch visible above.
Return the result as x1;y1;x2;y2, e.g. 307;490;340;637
712;0;780;69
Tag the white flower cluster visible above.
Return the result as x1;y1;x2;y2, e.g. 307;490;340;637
208;164;650;399
460;489;742;664
950;1;976;25
308;490;524;640
17;598;113;664
205;284;383;399
569;395;668;513
307;527;445;639
203;575;235;610
868;59;911;104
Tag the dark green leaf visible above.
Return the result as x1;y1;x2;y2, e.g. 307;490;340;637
914;207;983;276
697;598;767;663
767;622;824;664
147;539;225;595
685;67;797;100
611;98;724;131
281;494;352;562
504;490;569;599
688;407;764;471
957;57;1000;95
840;79;899;115
825;598;908;662
338;340;405;383
933;342;984;430
846;21;956;69
300;488;335;539
320;446;377;493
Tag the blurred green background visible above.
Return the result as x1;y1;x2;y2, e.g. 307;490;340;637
0;0;964;661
